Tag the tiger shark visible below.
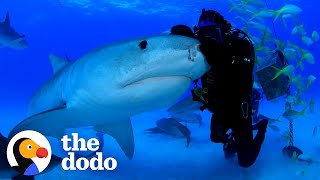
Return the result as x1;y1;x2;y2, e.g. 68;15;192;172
8;35;208;159
0;12;27;49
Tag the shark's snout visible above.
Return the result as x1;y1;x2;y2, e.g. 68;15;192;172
185;44;210;81
188;44;200;62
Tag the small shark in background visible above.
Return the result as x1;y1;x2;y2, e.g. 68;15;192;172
167;95;203;127
0;133;61;180
171;112;202;127
144;118;191;147
167;95;203;115
0;12;28;50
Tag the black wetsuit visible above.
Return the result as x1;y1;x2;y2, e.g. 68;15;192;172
250;88;262;123
171;10;268;168
201;30;267;167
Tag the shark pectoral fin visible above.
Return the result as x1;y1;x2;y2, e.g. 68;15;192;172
8;105;70;140
94;119;134;160
49;54;70;74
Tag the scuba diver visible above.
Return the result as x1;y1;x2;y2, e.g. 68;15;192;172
171;9;268;168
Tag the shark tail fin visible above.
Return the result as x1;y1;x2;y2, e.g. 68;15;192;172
4;12;10;26
49;54;70;74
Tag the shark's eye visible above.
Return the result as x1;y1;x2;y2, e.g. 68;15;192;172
139;40;147;50
27;145;32;150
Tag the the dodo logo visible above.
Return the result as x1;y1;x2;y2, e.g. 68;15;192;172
6;130;52;176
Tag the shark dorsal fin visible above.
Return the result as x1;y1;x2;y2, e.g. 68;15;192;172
49;54;70;74
3;12;10;26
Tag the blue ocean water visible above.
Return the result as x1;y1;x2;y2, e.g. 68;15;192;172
0;0;319;179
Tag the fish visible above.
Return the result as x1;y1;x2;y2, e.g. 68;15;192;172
281;131;291;142
290;90;305;106
0;12;28;50
300;52;315;64
301;36;313;46
289;75;303;86
167;95;203;115
257;114;281;124
312;31;319;42
8;35;208;159
144;118;191;147
272;4;302;23
0;132;61;180
281;16;289;29
242;0;266;8
291;24;306;36
260;26;268;46
283;47;297;57
268;125;281;132
295;60;304;71
274;39;286;51
282;107;307;120
271;64;295;80
307;75;316;88
249;10;275;21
